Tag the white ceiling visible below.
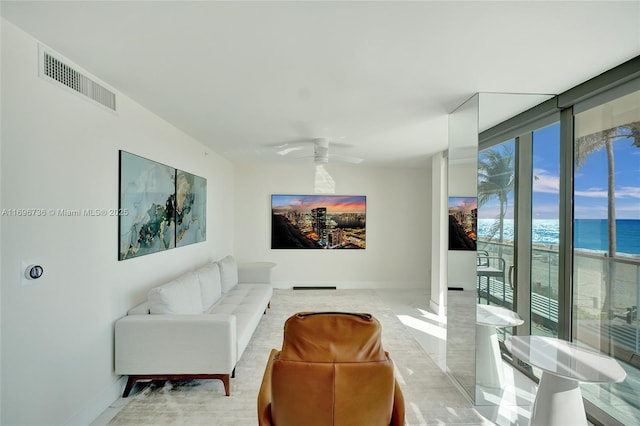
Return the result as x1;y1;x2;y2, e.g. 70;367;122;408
2;1;639;168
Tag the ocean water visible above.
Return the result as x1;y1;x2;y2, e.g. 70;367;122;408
478;218;640;256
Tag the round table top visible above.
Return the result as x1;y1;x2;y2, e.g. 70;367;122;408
477;304;524;328
506;335;627;383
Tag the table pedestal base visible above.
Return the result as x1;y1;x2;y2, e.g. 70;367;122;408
531;372;587;426
476;324;504;388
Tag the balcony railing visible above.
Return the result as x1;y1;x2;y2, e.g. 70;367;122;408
477;240;640;424
477;240;640;357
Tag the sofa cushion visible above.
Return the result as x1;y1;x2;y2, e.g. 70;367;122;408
195;262;222;312
148;272;203;314
209;283;273;357
217;255;238;293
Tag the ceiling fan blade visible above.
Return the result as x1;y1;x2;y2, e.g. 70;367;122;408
329;154;364;164
263;136;363;164
276;146;306;156
265;139;310;149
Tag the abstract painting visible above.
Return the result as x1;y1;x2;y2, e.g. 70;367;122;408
271;195;366;249
119;151;176;260
176;170;207;247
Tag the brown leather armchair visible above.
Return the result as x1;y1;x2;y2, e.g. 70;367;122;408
257;312;405;426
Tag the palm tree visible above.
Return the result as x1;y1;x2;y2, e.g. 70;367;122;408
574;121;640;353
574;121;640;257
477;144;515;256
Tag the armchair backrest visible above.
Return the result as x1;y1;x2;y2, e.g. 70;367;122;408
266;312;403;426
279;312;387;362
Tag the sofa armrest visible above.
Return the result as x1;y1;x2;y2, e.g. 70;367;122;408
115;314;237;375
238;262;276;284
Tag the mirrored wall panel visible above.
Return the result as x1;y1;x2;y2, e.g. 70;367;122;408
446;92;555;405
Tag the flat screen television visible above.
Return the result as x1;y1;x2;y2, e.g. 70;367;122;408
271;194;366;250
448;196;477;251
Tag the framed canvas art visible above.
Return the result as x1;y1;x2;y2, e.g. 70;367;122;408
119;151;176;260
271;194;366;249
176;170;207;247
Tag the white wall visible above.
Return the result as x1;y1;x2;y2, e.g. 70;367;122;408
234;163;431;289
0;20;234;425
430;152;447;315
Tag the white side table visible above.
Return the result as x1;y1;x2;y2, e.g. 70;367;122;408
506;335;626;426
476;304;523;388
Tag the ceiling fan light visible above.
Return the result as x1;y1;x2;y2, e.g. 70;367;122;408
313;138;329;163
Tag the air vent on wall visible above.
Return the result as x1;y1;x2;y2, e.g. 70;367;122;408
39;47;116;111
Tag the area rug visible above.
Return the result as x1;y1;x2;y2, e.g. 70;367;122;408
108;289;489;425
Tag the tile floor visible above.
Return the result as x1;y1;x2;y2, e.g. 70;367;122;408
377;288;539;426
93;288;546;425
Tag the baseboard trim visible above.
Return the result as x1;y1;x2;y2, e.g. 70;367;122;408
293;286;337;290
67;375;126;426
273;281;429;290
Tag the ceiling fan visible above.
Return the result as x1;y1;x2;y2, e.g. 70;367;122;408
273;138;364;165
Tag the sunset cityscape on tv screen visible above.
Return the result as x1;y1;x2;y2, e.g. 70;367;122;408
271;195;366;249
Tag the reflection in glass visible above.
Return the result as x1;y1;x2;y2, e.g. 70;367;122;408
448;92;556;406
477;124;562;341
573;90;640;425
477;139;515;314
531;123;560;338
447;93;479;401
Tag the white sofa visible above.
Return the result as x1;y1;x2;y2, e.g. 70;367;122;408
115;256;273;397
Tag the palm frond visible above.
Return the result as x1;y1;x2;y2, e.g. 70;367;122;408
477;145;514;209
575;121;640;168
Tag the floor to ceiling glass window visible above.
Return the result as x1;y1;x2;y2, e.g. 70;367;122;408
572;89;640;425
477;121;561;337
530;123;561;338
477;139;515;312
474;60;639;424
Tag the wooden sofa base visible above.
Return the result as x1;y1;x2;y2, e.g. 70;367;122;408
123;373;231;397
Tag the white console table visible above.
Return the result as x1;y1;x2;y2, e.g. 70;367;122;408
476;304;523;388
506;335;626;426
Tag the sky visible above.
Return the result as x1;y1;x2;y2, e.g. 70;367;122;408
478;122;640;221
272;195;366;213
448;197;477;212
573;134;639;220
